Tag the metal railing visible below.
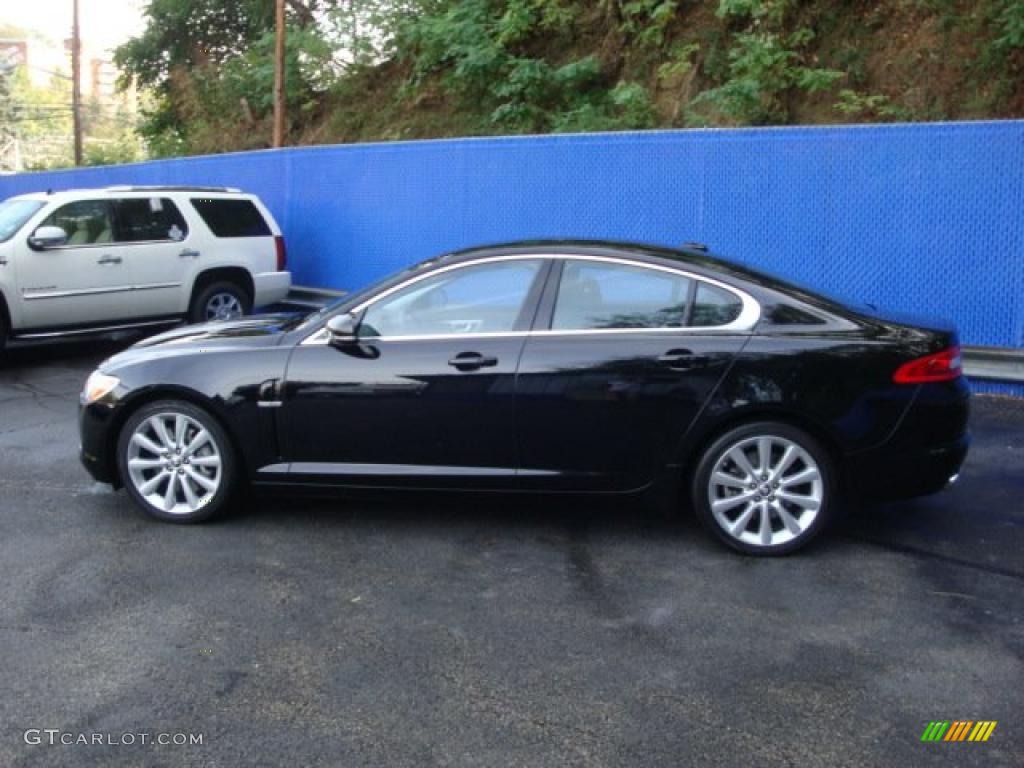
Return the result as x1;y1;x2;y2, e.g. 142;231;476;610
963;347;1024;383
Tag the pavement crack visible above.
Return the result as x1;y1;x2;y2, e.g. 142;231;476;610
842;533;1024;581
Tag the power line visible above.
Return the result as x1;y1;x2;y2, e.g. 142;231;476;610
6;104;76;110
3;115;74;122
24;64;73;81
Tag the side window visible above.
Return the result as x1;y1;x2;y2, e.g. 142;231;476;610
39;200;114;246
763;304;826;326
690;282;743;327
190;199;271;237
552;261;691;330
114;198;188;242
361;260;543;337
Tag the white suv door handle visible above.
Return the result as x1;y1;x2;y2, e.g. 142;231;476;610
97;255;122;265
179;249;200;259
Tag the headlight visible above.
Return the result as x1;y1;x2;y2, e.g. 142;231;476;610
81;371;120;404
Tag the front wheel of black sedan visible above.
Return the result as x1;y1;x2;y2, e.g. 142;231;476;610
692;422;835;555
116;400;237;523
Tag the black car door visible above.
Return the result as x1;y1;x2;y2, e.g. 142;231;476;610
276;258;550;488
514;257;752;492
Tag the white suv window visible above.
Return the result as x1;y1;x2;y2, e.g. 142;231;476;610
190;198;270;237
113;198;188;242
38;200;114;246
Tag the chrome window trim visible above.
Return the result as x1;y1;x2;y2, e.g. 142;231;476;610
29;238;190;250
301;253;760;346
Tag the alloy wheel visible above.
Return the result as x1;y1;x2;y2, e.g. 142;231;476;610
707;434;824;548
125;412;223;515
204;292;243;321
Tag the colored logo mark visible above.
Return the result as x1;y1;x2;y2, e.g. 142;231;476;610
921;721;997;742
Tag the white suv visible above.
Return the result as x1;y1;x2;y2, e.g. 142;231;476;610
0;185;291;348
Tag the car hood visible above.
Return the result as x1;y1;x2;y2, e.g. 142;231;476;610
102;312;302;370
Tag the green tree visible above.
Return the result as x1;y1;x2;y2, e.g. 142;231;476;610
396;0;656;133
115;0;344;154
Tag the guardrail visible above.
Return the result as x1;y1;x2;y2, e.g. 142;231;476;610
281;288;1023;385
281;285;347;310
963;347;1024;383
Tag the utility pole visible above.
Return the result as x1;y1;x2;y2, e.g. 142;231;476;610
272;0;286;148
71;0;83;165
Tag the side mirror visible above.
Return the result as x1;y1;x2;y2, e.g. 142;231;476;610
326;312;359;345
29;225;68;250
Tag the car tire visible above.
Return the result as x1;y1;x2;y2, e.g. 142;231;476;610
692;421;836;555
116;400;237;523
188;280;251;324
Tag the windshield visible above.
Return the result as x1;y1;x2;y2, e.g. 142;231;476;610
0;199;45;243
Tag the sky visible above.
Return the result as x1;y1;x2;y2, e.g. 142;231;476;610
1;0;145;53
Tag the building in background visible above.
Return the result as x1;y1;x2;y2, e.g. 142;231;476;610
0;33;137;172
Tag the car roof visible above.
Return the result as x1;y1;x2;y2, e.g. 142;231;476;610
439;238;764;284
433;238;852;314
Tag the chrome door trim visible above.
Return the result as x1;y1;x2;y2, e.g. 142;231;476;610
22;282;182;300
259;461;520;477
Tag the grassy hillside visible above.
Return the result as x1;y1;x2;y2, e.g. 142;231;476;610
118;0;1024;156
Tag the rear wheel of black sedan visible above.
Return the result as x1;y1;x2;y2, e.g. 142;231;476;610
116;400;237;523
692;422;835;555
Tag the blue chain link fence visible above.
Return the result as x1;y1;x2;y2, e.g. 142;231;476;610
2;121;1022;392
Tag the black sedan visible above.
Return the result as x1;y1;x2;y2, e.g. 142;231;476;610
79;240;969;554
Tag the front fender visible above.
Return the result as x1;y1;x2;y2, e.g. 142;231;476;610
101;346;291;479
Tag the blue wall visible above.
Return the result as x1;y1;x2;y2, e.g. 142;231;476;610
2;121;1022;354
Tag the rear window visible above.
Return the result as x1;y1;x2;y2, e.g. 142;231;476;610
190;198;271;237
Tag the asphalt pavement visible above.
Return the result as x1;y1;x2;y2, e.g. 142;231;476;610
0;336;1021;768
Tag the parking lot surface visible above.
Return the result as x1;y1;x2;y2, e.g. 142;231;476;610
1;337;1021;767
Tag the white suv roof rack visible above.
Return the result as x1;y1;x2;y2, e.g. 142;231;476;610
102;185;243;193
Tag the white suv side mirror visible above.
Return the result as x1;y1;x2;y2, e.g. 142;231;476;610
29;226;69;250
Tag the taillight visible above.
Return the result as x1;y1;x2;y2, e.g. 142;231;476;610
274;235;287;271
893;346;962;384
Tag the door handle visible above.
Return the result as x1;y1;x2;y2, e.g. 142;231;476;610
97;255;122;265
179;249;200;259
448;352;498;371
658;349;709;369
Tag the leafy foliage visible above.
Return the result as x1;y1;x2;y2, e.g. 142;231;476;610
396;0;655;132
993;0;1024;52
689;2;843;124
109;0;1024;156
116;0;346;155
833;89;911;121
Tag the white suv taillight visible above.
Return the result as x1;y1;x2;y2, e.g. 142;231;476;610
274;235;287;271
